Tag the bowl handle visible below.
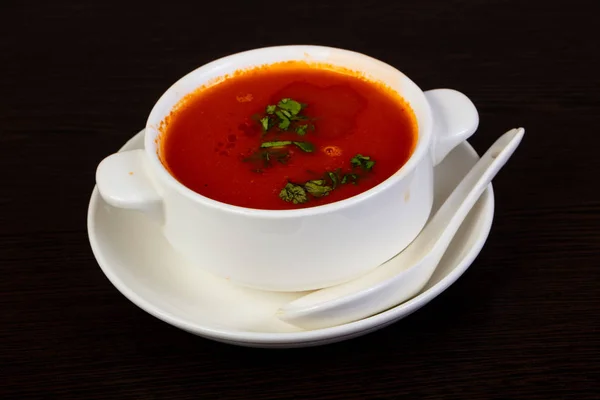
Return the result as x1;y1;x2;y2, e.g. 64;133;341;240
95;149;164;224
425;89;479;166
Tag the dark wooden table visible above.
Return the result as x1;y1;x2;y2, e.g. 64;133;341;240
2;1;598;398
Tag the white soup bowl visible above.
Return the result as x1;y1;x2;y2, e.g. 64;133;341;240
96;45;478;292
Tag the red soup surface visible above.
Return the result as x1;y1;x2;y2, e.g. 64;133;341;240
159;62;417;210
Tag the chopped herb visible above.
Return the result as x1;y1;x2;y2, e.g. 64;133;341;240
277;98;303;116
260;141;314;153
295;125;308;135
273;152;378;205
261;140;292;148
327;171;340;189
293;141;315;152
350;154;375;171
279;183;308;204
305;180;333;197
256;98;312;135
252;99;387;207
260;116;271;132
275;110;291;130
341;173;359;185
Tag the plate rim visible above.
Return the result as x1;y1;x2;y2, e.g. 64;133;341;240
87;129;494;345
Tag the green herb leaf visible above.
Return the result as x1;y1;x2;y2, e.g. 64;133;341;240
293;141;315;152
261;141;292;148
260;116;271;132
266;105;277;114
260;141;314;152
275;110;291;130
277;98;303;116
341;173;359;185
295;125;308;136
279;183;308;204
305;180;333;198
350;154;376;171
350;154;368;168
327;171;339;189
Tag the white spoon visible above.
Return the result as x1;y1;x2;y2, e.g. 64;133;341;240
277;127;525;330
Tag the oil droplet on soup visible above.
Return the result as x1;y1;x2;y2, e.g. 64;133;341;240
160;62;417;210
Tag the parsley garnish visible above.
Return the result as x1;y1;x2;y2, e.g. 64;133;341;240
327;171;339;189
275;110;291;130
251;97;380;206
279;183;308;204
260;116;271;132
257;98;312;134
277;154;375;205
261;140;292;148
295;125;308;136
304;180;333;197
260;141;315;153
277;98;303;116
293;141;314;152
341;173;359;185
279;179;331;205
350;154;376;171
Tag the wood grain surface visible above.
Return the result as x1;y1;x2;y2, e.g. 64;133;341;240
1;0;598;398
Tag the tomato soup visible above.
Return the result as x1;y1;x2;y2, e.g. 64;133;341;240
159;62;417;210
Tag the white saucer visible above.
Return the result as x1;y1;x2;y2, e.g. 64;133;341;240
87;129;494;348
